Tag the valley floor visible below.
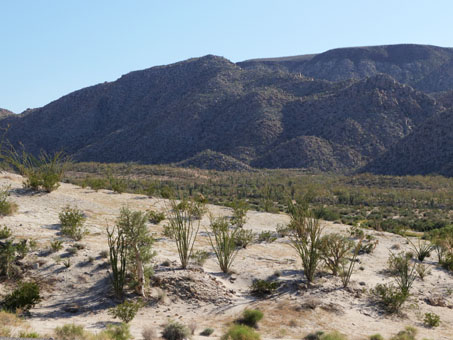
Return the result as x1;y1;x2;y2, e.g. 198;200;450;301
0;172;452;340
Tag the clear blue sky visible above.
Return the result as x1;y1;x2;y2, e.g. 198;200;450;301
1;0;452;113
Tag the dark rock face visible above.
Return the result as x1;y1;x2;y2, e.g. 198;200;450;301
2;45;453;174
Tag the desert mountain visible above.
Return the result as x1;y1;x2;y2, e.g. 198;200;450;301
240;44;453;93
1;46;448;173
0;108;14;118
363;109;453;176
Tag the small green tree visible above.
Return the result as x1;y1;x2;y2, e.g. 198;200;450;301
167;200;203;269
207;216;240;273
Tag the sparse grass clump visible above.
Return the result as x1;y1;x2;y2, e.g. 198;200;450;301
390;327;417;340
320;331;348;340
54;324;86;340
257;230;277;243
0;225;12;239
162;321;190;340
59;206;86;241
190;249;210;266
147;210;166;224
369;335;384;340
221;325;260;340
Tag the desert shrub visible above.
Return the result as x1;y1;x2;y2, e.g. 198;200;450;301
142;326;157;340
221;325;260;340
339;238;362;288
109;176;127;194
0;185;17;216
415;263;431;280
407;238;434;262
276;224;291;238
234;229;254;248
109;208;155;296
19;331;41;338
54;324;86;340
200;328;214;336
372;283;408;313
83;177;108;191
0;226;12;239
0;239;19;278
237;309;263;328
190;249;210;266
230;200;248;228
288;202;323;284
207;217;240;273
3;146;68;192
162;321;190;340
387;252;417;296
108;299;142;323
358;235;379;254
390;327;417;340
320;331;348;340
440;252;453;271
423;312;440;328
1;281;41;313
250;279;279;297
148;210;166;224
50;239;64;252
320;233;354;276
369;335;384;340
304;331;324;340
257;231;277;243
105;323;132;340
59;206;86;241
349;226;365;239
313;206;340;221
167;200;202;268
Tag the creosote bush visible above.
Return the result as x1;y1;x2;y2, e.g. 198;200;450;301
221;325;260;340
234;229;254;248
108;299;142;323
59;206;86;241
372;283;408;314
320;233;354;276
2;281;41;313
162;321;190;340
237;309;263;328
423;312;440;328
250;279;279;297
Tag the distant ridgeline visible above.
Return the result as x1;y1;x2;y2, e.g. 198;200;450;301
2;44;453;176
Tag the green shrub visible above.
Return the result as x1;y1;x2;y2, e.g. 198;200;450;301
407;238;434;262
440;252;453;271
390;327;417;340
387;252;417;297
147;210;166;224
320;331;348;340
50;239;64;252
221;325;260;340
257;231;277;243
0;226;12;239
369;335;384;340
2;281;41;313
19;331;41;338
304;331;324;340
59;206;86;241
105;323;132;340
423;312;440;328
234;229;254;248
162;321;190;340
372;283;408;313
200;328;214;336
320;233;354;276
238;309;263;328
54;324;86;340
0;186;17;216
190;249;210;266
108;300;142;323
250;279;279;298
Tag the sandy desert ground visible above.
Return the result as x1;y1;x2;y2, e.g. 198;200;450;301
0;172;452;340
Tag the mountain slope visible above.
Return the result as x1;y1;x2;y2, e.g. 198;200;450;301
363;109;453;176
1;46;450;173
240;44;453;93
